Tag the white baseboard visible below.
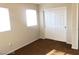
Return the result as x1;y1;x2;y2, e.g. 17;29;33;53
72;45;78;50
5;38;39;55
66;41;72;44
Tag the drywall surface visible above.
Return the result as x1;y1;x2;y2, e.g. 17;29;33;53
71;4;78;49
0;3;40;54
39;3;78;49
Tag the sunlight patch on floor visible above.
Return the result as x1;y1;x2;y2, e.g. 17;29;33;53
46;49;71;55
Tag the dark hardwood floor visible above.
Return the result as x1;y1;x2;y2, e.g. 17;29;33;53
9;39;79;55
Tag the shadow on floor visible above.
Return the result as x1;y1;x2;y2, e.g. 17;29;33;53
9;39;79;55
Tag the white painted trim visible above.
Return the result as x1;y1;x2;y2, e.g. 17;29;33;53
72;46;78;50
43;7;67;11
66;41;72;44
39;36;45;39
4;38;39;55
72;4;78;50
75;3;78;49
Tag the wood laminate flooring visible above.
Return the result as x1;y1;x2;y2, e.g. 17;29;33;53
9;39;79;55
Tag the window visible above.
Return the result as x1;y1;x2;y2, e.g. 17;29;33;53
26;9;37;26
0;7;11;32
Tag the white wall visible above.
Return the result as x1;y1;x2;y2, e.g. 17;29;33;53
0;3;78;54
39;3;78;49
0;3;40;54
71;3;78;49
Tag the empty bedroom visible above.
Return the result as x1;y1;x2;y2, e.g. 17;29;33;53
0;3;78;55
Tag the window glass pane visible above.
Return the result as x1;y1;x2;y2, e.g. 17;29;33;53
0;8;11;32
26;9;37;26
